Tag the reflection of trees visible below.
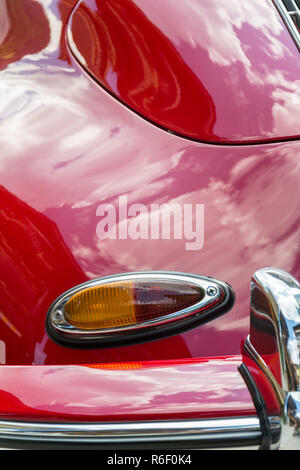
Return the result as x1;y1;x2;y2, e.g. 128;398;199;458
0;0;80;69
58;0;82;64
0;188;192;365
0;186;86;363
70;0;216;139
0;0;50;70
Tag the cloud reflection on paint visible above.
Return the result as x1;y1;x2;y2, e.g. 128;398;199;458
0;359;255;418
0;0;299;361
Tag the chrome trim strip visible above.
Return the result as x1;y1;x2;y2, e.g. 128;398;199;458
244;336;285;407
249;267;300;449
273;0;300;50
0;417;262;447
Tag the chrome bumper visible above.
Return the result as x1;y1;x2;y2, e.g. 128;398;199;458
0;416;274;449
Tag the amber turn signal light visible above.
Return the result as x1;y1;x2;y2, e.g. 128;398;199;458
63;280;203;330
46;272;234;348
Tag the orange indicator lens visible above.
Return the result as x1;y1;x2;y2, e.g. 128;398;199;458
64;280;204;330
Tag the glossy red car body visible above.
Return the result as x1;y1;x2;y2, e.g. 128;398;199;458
0;0;299;449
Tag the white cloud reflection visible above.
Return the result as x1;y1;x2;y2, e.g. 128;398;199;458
0;359;253;415
0;0;299;357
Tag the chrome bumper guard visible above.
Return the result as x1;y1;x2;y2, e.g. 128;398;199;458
246;267;300;450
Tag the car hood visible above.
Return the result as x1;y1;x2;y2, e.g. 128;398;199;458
68;0;300;144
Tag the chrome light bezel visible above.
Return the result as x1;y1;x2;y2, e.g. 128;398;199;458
46;271;234;348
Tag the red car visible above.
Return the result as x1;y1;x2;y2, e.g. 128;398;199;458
0;0;299;450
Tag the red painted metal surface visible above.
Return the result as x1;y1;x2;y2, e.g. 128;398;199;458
0;0;299;368
68;0;300;144
0;357;257;422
